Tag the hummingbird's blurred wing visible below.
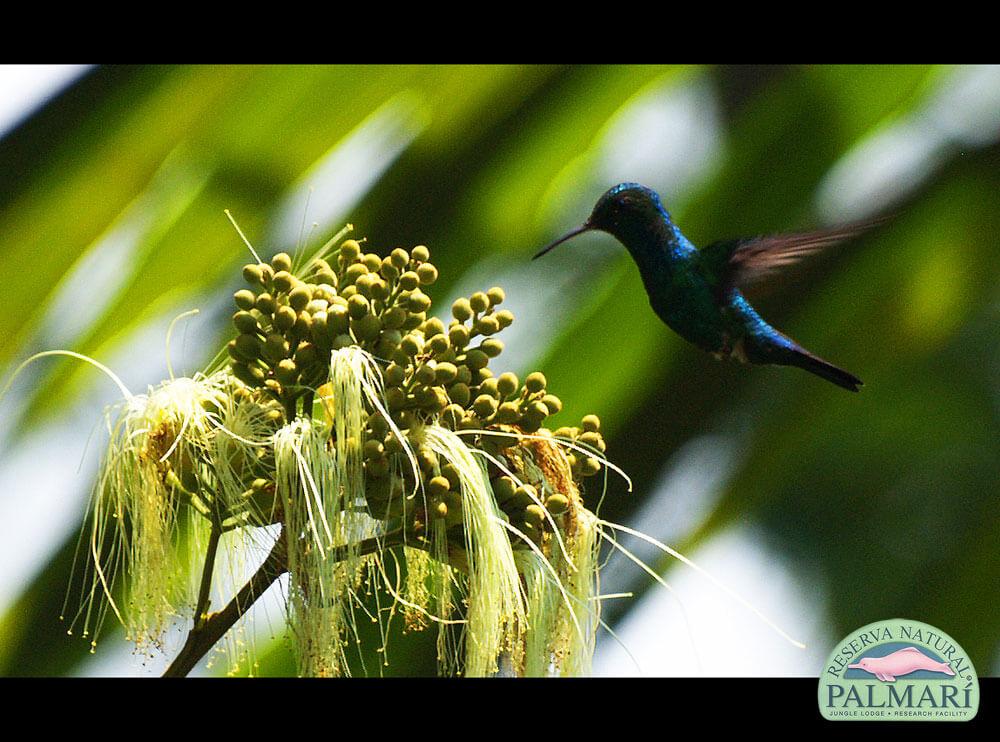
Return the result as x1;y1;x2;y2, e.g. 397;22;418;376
700;217;887;299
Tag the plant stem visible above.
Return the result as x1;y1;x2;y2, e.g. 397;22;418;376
163;528;413;677
164;529;288;678
193;524;221;628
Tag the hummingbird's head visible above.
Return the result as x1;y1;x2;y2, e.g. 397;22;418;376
587;182;667;235
533;183;669;259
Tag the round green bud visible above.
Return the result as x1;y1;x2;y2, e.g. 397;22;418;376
352;313;382;341
479;377;499;398
496;372;519;398
347;294;370;320
541;394;563;414
227;339;251;363
234;289;256;310
495;309;514;329
398;271;420;291
455;364;473;385
417;448;438;473
340;284;358;299
469;292;489;314
496;401;519;424
232;362;266;387
263;333;290;362
272;271;295;294
449;324;470;349
474;315;500;336
525;371;547;393
426;386;449;412
235;333;262;360
314;269;337;288
442;403;465;428
581;414;601;433
383;306;407;330
581;457;602;477
275;359;299;385
384;387;406;411
362;253;381;273
422;317;445;338
411;245;430;262
344;262;368;284
390;248;409;269
513;484;538;508
379;257;399;280
578;431;603;450
293;311;313;338
428;334;450;356
363;439;384;461
525;399;550;421
271;252;292;273
481;338;504;357
486;286;505;306
415;362;437;386
305;298;328;315
524;504;546;527
458;413;482;431
289;286;311;312
233;311;259;335
274;305;297;332
369;278;389;302
293;341;317;366
434;362;458;385
447;382;470;407
354;273;375;297
417;263;438;285
428;476;450;497
340;239;361;262
242;263;264;285
384;363;407;387
472;394;497;419
493;476;517;503
451;298;473;321
255;293;276;315
400;333;424;357
310;311;329;341
464;349;489;370
368;413;390;440
432;501;448;520
408;291;432;313
259;264;274;285
544;494;569;515
327;304;349;335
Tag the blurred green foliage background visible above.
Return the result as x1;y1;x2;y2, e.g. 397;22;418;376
0;65;997;676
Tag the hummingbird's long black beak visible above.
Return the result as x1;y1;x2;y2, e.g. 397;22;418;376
532;224;592;260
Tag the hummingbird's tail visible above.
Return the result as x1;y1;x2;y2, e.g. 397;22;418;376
783;347;863;392
743;333;863;392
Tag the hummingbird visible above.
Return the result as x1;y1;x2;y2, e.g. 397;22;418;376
534;183;875;391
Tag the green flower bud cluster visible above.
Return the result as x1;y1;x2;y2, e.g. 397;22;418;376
552;414;606;479
228;240;440;409
490;475;569;546
225;236;609;552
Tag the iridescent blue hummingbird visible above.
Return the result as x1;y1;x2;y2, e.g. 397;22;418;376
534;183;874;391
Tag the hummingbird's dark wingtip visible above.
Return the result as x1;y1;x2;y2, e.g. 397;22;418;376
532;224;591;260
